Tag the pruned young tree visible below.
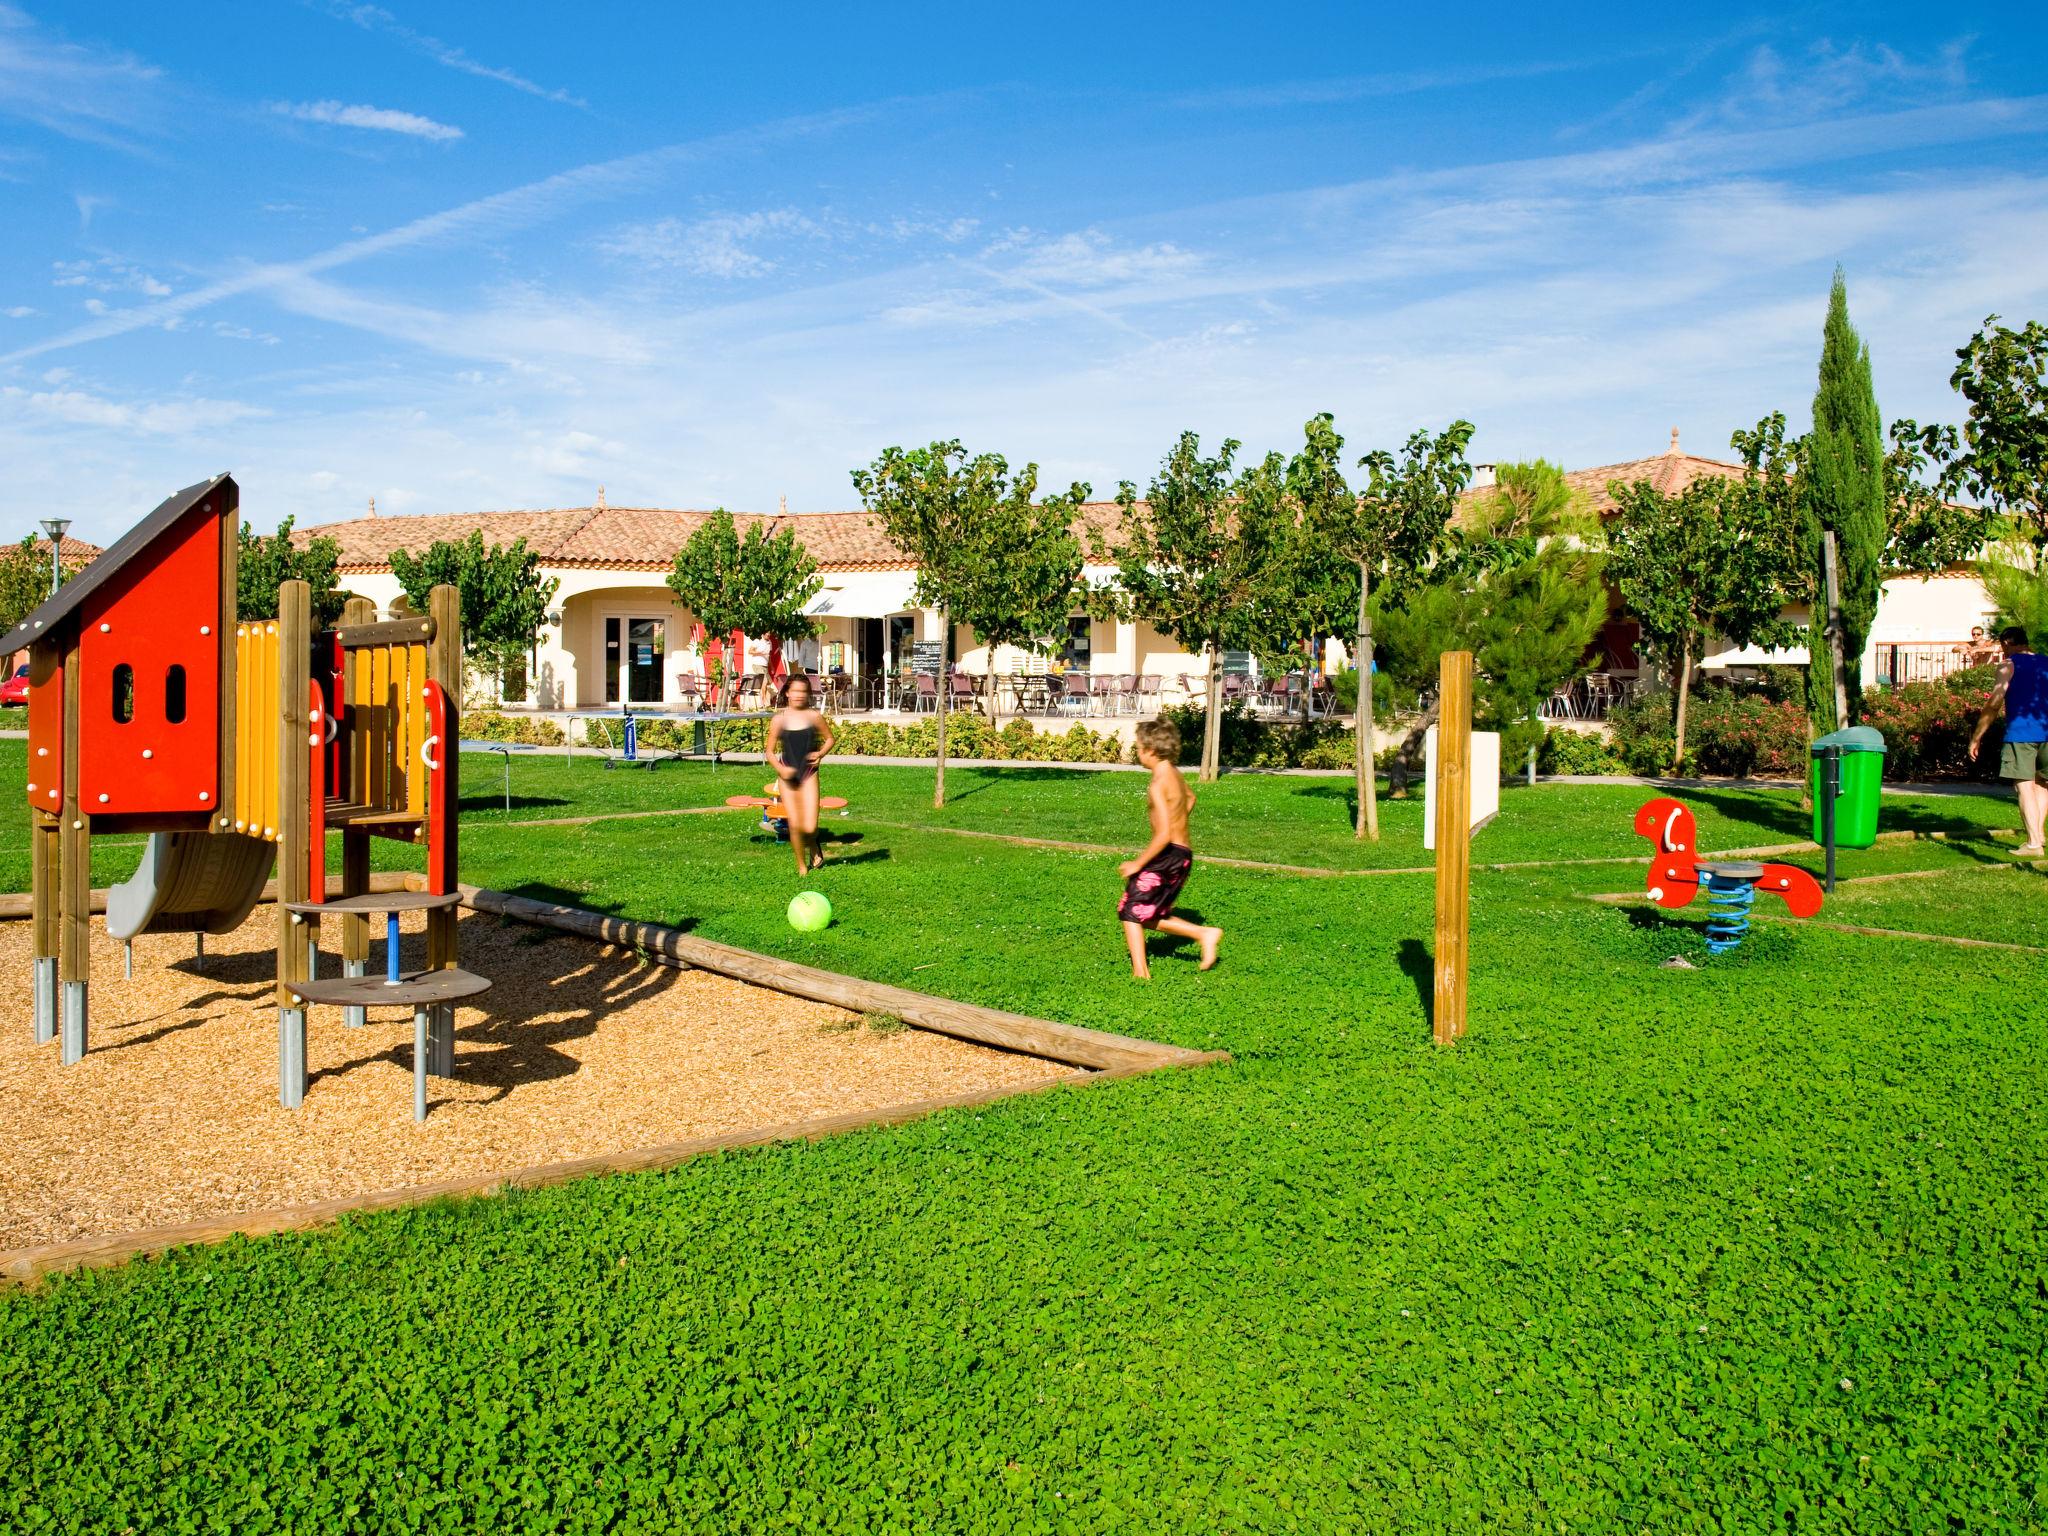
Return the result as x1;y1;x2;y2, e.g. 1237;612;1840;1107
1607;418;1803;769
853;442;1081;807
938;470;1091;737
665;509;823;698
1883;418;1994;574
1798;269;1886;730
239;517;345;627
390;532;560;706
1100;431;1288;782
1296;416;1474;839
1373;461;1608;770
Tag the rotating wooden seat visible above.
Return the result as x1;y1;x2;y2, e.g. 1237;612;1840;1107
282;890;487;1121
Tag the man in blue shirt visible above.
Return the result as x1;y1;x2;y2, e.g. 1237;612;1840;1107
1969;626;2048;856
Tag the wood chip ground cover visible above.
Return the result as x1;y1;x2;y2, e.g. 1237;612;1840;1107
2;748;2044;1532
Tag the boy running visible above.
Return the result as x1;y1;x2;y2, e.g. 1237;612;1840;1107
1118;719;1222;979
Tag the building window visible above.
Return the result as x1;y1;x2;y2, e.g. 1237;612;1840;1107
1064;616;1092;671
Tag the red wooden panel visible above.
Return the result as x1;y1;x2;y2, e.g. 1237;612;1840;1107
78;505;222;816
25;649;62;814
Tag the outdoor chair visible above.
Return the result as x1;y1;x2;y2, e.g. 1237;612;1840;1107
1090;674;1118;715
913;673;939;713
675;673;704;710
947;672;978;713
1061;673;1092;715
1114;673;1140;714
1136;674;1162;714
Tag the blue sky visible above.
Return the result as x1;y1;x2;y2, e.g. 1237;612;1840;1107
2;2;2045;543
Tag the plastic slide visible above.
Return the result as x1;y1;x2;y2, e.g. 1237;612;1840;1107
105;831;276;941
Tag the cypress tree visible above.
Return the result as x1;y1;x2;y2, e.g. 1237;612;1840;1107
1801;267;1886;727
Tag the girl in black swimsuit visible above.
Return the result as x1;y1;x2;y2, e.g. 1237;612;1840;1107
767;674;834;873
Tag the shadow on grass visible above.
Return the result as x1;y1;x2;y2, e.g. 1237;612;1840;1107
1291;781;1362;831
459;793;572;816
944;766;1112;805
1395;937;1432;1029
500;881;634;918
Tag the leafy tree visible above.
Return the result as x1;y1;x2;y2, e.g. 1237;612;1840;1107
853;442;1085;807
1607;418;1803;770
389;532;560;704
0;535;82;637
1939;314;2048;551
1296;416;1473;838
1098;432;1291;782
239;517;345;627
1797;269;1885;731
930;470;1090;737
1978;540;2048;649
1370;462;1607;771
665;509;823;696
1883;418;1993;573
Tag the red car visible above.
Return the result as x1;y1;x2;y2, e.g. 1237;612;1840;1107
0;663;29;706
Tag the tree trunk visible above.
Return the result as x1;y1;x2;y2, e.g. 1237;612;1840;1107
1356;561;1379;840
1671;635;1694;774
1201;648;1223;782
933;610;948;809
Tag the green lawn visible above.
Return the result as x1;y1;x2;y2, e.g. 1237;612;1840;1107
3;748;2045;1532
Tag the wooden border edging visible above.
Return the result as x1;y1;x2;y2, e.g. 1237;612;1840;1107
452;882;1206;1073
0;1051;1229;1286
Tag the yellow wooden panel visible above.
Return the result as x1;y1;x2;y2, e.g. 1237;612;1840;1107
369;645;389;812
406;641;429;817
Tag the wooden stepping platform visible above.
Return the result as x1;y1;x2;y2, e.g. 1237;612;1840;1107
286;968;491;1008
282;891;461;916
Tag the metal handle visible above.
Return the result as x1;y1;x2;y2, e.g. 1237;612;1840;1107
421;735;441;771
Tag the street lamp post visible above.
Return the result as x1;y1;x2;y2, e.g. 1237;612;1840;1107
38;518;70;599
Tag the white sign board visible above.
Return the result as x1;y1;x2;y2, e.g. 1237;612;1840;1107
1422;726;1500;851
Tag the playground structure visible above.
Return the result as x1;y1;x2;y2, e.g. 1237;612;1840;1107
13;474;482;1118
1632;797;1824;954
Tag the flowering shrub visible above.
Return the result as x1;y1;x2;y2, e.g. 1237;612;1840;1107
1684;694;1811;778
1861;666;1998;779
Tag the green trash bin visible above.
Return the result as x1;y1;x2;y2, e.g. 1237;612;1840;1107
1811;725;1885;850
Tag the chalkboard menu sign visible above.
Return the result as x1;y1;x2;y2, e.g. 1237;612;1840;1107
910;641;944;675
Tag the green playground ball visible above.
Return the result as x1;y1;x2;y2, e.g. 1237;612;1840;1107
787;891;833;932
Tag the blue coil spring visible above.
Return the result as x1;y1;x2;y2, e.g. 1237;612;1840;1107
1701;872;1757;954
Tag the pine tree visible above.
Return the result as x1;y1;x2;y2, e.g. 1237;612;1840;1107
1800;268;1886;729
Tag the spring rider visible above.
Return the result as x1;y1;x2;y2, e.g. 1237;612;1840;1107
1632;797;1824;954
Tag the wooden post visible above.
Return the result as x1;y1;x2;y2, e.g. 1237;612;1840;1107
425;583;461;978
58;632;88;1063
1821;530;1849;733
274;581;312;1106
338;597;374;1024
1431;650;1472;1046
424;585;462;1073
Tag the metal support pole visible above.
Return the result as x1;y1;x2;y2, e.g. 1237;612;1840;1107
343;959;367;1027
279;1007;307;1108
194;932;205;971
413;1006;430;1121
1821;747;1841;893
33;957;56;1045
60;981;86;1065
124;942;133;981
386;910;402;984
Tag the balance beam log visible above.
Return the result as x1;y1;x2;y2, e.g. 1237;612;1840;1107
455;883;1210;1074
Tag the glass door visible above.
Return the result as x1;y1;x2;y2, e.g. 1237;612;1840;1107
605;617;666;705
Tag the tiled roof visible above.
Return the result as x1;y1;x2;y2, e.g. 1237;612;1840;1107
300;441;1737;574
24;534;105;564
304;500;1133;573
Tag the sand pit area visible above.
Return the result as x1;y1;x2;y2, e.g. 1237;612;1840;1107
0;907;1072;1253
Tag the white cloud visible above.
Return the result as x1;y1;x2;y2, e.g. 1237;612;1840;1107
212;321;279;344
50;257;171;297
1679;39;1973;132
0;5;164;148
599;210;820;278
1;383;264;435
3;304;33;318
982;228;1202;288
315;1;585;108
275;99;463;142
